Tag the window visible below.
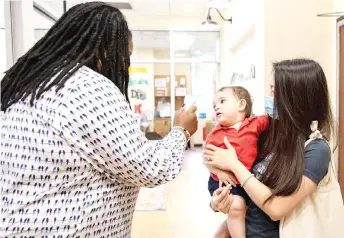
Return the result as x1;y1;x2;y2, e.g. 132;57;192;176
131;30;170;61
33;9;55;42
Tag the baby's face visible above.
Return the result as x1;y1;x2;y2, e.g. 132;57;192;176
213;90;241;126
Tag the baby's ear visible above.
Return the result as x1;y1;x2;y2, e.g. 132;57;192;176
238;99;247;112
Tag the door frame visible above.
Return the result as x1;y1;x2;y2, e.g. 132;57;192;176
337;16;344;198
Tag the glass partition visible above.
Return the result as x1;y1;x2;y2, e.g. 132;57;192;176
131;30;170;61
129;63;173;137
172;31;220;61
130;30;220;138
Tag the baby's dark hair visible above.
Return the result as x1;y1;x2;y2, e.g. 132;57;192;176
218;86;253;118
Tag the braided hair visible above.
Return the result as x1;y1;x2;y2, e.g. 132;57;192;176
128;29;132;40
1;2;131;111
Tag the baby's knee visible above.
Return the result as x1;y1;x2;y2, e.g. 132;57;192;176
228;206;245;218
228;196;246;217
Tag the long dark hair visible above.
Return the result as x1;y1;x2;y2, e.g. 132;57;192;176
1;2;130;111
261;58;334;202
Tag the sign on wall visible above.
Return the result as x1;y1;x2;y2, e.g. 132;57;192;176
128;67;153;119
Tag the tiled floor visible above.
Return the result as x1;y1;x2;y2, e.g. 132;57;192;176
132;149;226;238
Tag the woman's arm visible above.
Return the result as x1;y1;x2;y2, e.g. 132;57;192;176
204;137;330;221
231;163;317;220
61;72;191;188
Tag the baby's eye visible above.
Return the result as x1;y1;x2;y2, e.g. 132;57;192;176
221;99;225;104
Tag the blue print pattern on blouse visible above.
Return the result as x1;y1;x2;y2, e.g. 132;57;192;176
0;66;186;238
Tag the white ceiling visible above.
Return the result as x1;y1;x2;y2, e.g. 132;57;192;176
26;0;213;29
40;0;344;18
129;0;208;17
36;0;210;18
64;0;210;17
4;0;344;34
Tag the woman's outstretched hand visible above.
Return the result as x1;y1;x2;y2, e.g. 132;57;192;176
173;105;198;136
203;136;239;171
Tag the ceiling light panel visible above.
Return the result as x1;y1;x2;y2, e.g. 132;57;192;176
170;0;208;17
130;0;170;16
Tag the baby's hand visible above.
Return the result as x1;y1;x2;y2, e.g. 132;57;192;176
217;170;236;188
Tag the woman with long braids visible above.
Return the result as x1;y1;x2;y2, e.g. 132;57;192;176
0;2;197;237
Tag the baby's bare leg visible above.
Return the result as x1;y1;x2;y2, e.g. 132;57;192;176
227;195;246;238
214;219;231;238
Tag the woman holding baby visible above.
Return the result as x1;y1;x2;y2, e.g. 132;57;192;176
205;59;343;238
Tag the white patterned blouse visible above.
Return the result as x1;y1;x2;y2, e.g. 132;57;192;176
0;66;186;238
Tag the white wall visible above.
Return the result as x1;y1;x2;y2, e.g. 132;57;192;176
219;0;265;115
264;0;335;100
220;0;339;116
264;1;341;165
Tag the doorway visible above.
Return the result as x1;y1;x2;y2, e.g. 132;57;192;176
338;16;344;198
130;30;220;139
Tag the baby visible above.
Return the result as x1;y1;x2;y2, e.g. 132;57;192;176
205;86;269;238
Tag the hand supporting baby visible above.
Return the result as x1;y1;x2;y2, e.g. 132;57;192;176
203;155;236;188
203;136;240;188
217;170;237;188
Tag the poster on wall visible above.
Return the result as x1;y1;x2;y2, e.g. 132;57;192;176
128;67;154;126
230;64;256;84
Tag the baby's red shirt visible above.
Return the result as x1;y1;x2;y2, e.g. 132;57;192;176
206;115;269;184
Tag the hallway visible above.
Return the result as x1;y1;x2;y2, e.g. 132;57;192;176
132;149;226;238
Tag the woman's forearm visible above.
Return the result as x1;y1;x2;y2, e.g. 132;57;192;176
232;162;274;215
205;164;222;175
232;161;318;221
